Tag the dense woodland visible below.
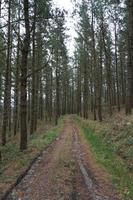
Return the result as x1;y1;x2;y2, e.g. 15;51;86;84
0;0;132;151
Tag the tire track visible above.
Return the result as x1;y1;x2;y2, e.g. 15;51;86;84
72;124;119;200
4;119;120;200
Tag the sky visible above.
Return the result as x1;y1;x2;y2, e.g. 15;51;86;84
53;0;77;56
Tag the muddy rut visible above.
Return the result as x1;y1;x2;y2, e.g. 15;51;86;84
6;118;119;200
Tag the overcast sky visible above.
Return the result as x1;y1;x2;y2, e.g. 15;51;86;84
53;0;77;56
54;0;73;10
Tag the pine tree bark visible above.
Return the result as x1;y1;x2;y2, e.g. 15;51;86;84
91;6;97;120
77;64;82;116
13;20;20;136
20;0;30;150
55;51;60;125
38;75;44;120
119;48;126;105
97;31;103;121
2;0;11;145
101;13;113;116
30;5;36;135
36;24;44;121
114;18;120;111
83;51;88;119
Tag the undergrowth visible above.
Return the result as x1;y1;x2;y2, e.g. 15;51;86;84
0;117;63;192
75;116;133;200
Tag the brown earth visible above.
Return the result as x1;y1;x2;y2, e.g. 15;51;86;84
6;118;120;200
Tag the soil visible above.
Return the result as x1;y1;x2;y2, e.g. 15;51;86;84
6;118;120;200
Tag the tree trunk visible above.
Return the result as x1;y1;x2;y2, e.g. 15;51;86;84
101;13;112;116
114;18;120;111
55;52;60;125
20;0;30;150
91;5;97;120
30;5;36;135
77;64;82;116
2;0;11;145
83;51;88;119
97;31;103;121
13;23;20;135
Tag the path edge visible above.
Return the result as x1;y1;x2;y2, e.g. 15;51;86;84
0;137;58;200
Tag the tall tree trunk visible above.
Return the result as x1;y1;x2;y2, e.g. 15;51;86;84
119;50;126;105
20;0;30;150
101;13;112;116
83;51;88;119
90;65;94;113
114;19;120;111
2;0;11;145
13;19;20;136
8;24;13;135
49;65;53;120
77;64;82;116
38;75;44;120
55;52;60;125
91;4;97;120
97;31;103;121
30;5;36;135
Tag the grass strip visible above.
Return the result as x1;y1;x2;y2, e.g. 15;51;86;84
75;117;133;200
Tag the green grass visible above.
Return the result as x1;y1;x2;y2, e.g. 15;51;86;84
75;117;133;200
29;126;59;150
0;118;63;187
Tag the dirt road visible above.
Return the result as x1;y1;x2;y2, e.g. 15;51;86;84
7;118;119;200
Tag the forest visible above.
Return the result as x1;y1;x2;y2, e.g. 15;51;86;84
0;0;133;199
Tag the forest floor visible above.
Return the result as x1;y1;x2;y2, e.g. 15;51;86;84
6;118;120;200
0;120;62;199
